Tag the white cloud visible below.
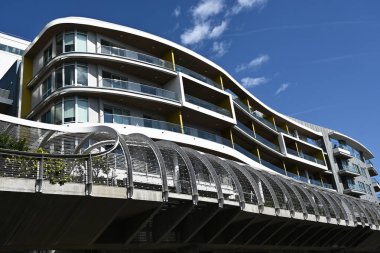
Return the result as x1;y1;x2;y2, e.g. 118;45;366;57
192;0;224;21
241;77;268;88
232;0;268;14
180;23;211;45
173;6;181;17
209;21;228;38
235;54;269;72
275;83;290;95
212;41;230;57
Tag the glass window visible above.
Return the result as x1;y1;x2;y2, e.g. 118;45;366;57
43;44;52;66
77;98;88;122
104;106;113;123
77;64;88;85
77;32;87;52
56;33;63;55
64;65;75;86
64;32;75;52
42;76;52;99
54;102;62;124
41;110;51;123
55;67;63;90
64;98;75;123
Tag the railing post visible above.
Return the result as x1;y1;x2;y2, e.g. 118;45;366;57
35;156;43;193
85;154;93;196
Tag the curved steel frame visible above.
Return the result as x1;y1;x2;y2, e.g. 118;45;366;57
156;140;199;203
204;154;245;209
182;147;224;206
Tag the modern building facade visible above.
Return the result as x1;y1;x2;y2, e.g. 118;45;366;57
18;17;377;200
0;17;379;252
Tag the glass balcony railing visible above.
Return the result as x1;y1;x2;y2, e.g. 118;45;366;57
236;121;280;152
175;65;222;89
233;144;260;163
102;78;179;102
100;45;174;70
104;114;181;132
286;147;325;166
183;126;232;147
260;160;286;175
233;98;277;131
185;94;232;117
340;163;360;174
344;184;366;193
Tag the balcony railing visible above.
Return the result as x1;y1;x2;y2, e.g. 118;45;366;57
100;45;173;70
236;121;280;152
286;147;325;166
260;160;286;175
340;163;360;175
104;114;181;132
176;65;222;89
233;98;277;132
233;144;260;163
102;78;179;102
183;126;232;147
185;94;231;117
344;184;366;193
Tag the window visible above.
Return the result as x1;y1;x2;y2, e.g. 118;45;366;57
54;102;62;124
76;32;87;52
54;97;88;124
64;64;75;86
55;63;88;88
56;33;63;55
77;64;88;85
41;110;51;123
56;31;87;55
55;67;63;89
64;98;75;123
77;98;88;122
43;44;52;66
64;32;75;52
42;76;52;99
366;184;372;195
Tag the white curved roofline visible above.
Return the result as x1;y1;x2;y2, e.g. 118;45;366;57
26;16;322;136
329;130;374;159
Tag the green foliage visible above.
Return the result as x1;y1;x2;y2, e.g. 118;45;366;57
36;148;71;186
0;134;28;151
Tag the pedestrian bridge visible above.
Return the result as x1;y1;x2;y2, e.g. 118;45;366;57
0;114;379;252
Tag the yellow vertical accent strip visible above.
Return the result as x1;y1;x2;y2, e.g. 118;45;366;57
178;109;184;134
320;173;324;185
256;148;261;163
283;161;288;175
229;129;234;146
246;98;251;110
296;166;300;176
170;50;176;70
285;124;290;134
219;75;224;90
20;57;33;118
295;142;300;155
271;116;277;130
251;122;256;138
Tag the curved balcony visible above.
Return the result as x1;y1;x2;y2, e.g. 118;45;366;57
338;163;360;177
185;94;232;117
343;184;366;196
102;78;179;102
100;45;173;70
233;99;277;133
235;121;281;153
176;65;221;89
286;147;325;166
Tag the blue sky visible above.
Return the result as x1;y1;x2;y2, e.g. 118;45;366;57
1;0;379;169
